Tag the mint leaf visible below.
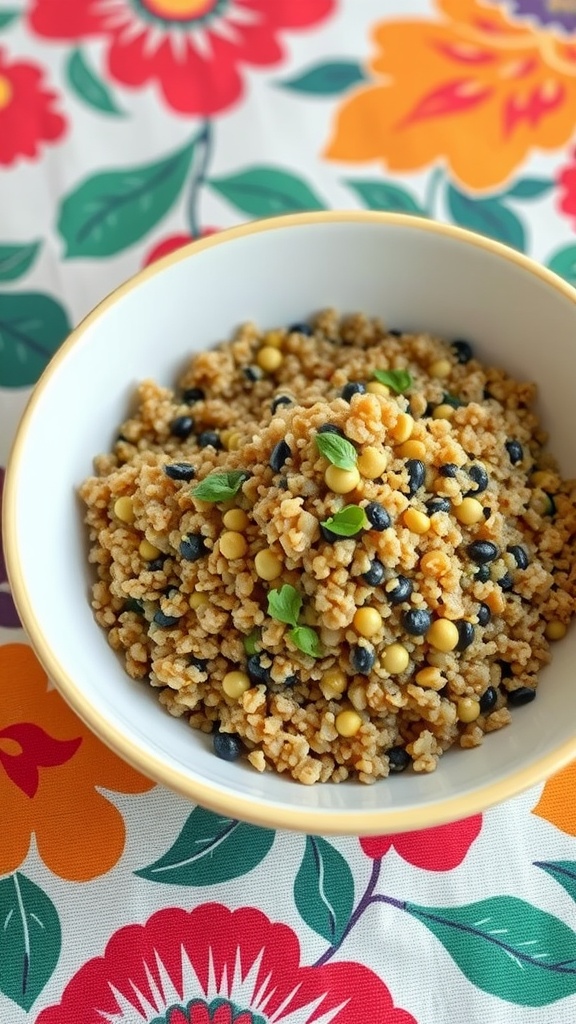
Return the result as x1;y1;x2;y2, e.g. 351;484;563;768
315;433;357;470
193;471;248;502
321;505;368;537
289;626;322;658
373;369;412;393
267;584;302;627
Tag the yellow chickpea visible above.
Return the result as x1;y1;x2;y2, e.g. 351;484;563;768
426;618;459;652
366;381;390;397
403;508;431;534
335;709;363;737
391;412;414;443
219;531;247;560
189;592;209;610
139;538;161;560
325;464;361;494
254;549;283;581
223;508;249;531
396;439;427;460
114;496;135;524
321;667;348;699
263;329;285;349
454;497;484;525
353;607;383;638
457;697;481;723
545;620;567;641
432;404;455;421
358;447;388;479
222;671;251;699
415;666;445;690
382;643;410;674
429;358;452;379
256;346;283;372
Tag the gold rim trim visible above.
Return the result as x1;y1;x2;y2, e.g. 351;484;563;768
5;210;576;835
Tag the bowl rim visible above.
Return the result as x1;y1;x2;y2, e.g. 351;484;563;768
5;209;576;835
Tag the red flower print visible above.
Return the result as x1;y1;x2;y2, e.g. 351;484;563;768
556;147;576;228
0;48;66;166
143;228;219;266
36;903;417;1024
360;815;482;871
29;0;334;117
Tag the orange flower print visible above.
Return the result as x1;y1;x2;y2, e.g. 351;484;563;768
325;0;576;191
0;644;154;881
532;759;576;837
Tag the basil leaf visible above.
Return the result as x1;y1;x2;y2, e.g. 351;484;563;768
315;433;357;469
321;505;368;537
267;584;302;627
289;626;323;659
373;368;412;393
193;470;248;502
243;630;260;656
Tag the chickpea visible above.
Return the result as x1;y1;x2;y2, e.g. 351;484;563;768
391;412;414;443
415;666;445;690
382;643;410;674
222;671;251;699
254;549;283;581
139;538;161;560
114;496;135;524
457;696;481;723
256;346;283;372
358;447;388;479
325;464;361;494
220;531;247;560
545;620;567;641
429;358;452;379
353;607;383;638
454;497;484;525
223;508;249;531
426;617;459;652
403;508;431;534
335;709;363;737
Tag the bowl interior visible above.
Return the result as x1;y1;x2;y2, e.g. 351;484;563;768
7;214;576;834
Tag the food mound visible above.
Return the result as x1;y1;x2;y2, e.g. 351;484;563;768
80;310;576;785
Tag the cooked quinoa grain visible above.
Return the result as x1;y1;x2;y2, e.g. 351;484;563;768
80;311;576;784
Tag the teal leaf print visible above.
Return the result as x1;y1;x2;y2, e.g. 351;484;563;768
505;178;554;200
280;61;366;95
0;241;40;282
0;872;61;1011
0;11;19;29
66;49;125;117
547;244;576;286
0;292;71;387
405;896;576;1006
294;837;354;944
346;179;424;215
535;861;576;903
134;807;275;885
208;167;325;216
58;136;199;257
447;185;526;251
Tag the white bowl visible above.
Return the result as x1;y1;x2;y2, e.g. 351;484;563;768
5;211;576;835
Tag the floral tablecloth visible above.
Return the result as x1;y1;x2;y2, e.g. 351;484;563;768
2;1;576;1021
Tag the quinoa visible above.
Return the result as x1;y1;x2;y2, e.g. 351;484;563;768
80;311;576;784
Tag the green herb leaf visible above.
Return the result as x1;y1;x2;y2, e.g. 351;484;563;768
315;432;357;469
321;505;367;537
193;471;248;503
289;626;323;658
243;630;261;656
267;584;302;628
373;368;413;393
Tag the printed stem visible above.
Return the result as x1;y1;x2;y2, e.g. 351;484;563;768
424;166;444;218
312;858;405;966
187;120;213;239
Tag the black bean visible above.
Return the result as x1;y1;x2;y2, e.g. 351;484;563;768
270;439;291;472
271;394;293;414
406;459;425;497
289;322;313;336
505;439;523;465
498;660;513;680
189;656;208;673
477;602;491;626
350;645;375;674
498;571;514;591
468;540;499;564
439;463;458;478
475;565;491;583
508;545;529;570
387;746;411;773
123;598;144;615
317;424;345;437
180;534;207;561
320;523;340;543
243;365;262;382
426;496;451;515
341;381;366;402
507;687;536;707
247;654;271;686
402;607;432;636
278;477;289;490
365;502;391;531
283;675;298;688
442;393;463;409
483;507;491;520
362;559;385;587
388;329;403;337
213;732;244;761
182;387;205;404
467;463;488;495
455;620;475;651
198;430;222;450
164;462;196;482
148;557;166;572
451;339;473;363
387;575;413;605
153;610;180;627
170;415;194;439
479;686;498;713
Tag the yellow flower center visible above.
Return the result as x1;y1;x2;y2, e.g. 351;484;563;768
141;0;217;21
0;75;13;110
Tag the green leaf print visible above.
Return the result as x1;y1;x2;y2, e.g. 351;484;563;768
0;11;19;29
535;861;576;903
294;837;354;944
0;873;61;1011
208;167;325;216
135;806;275;885
346;179;425;215
66;49;125;117
0;292;71;387
279;61;366;95
547;244;576;286
446;185;526;251
505;178;554;200
405;895;576;1005
0;241;40;282
58;136;199;258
